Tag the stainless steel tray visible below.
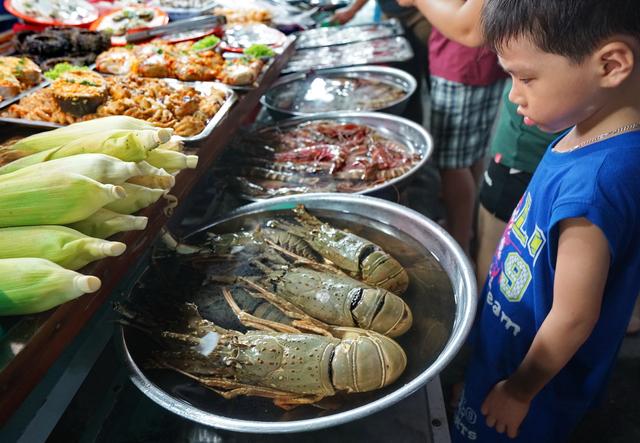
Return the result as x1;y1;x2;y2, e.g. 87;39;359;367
234;111;432;200
119;193;477;432
283;36;414;74
0;78;49;111
260;65;417;118
0;77;237;144
295;19;403;49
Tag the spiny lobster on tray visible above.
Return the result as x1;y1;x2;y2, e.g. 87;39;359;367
120;205;412;408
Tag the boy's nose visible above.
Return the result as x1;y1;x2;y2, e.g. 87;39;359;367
508;83;523;106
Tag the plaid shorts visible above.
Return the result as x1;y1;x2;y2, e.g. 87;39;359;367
430;76;505;169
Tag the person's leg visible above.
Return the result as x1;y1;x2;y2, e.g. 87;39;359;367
440;167;477;256
476;204;506;289
627;296;640;335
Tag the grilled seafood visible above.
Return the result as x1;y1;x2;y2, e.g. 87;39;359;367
117;302;407;409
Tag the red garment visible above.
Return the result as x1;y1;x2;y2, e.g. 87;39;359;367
428;28;506;86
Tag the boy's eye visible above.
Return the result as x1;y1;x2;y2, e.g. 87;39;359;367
519;78;532;85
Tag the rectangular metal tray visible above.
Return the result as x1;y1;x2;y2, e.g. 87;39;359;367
282;36;414;74
295;19;403;49
0;77;237;144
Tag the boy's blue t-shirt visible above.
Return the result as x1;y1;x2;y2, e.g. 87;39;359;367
453;131;640;442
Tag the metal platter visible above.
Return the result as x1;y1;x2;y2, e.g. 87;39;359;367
283;36;414;74
119;193;477;433
0;78;237;144
295;19;403;49
232;111;432;200
0;78;49;111
260;65;417;119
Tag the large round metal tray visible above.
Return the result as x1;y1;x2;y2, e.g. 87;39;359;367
236;111;432;201
119;194;477;433
260;66;417;120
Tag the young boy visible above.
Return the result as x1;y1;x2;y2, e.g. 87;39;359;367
453;1;640;442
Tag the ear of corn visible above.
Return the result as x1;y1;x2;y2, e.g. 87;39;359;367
0;258;101;316
145;149;198;171
0;225;126;270
67;208;148;239
127;174;175;190
0;172;126;227
104;183;165;214
0;154;142;184
0;129;167;175
157;139;184;152
10;116;169;154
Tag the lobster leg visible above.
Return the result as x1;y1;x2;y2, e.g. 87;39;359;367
237;278;334;337
222;287;302;334
168;363;325;410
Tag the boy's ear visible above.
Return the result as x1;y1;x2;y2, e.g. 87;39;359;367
594;41;635;88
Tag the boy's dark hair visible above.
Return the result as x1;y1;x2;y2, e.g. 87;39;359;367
482;0;640;62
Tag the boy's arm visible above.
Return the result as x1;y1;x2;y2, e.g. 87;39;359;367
396;0;485;47
332;0;369;25
481;217;609;438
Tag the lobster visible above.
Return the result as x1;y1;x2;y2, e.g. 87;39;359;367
211;260;413;338
117;302;407;410
266;205;410;295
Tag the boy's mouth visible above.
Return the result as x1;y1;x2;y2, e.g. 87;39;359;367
523;116;536;126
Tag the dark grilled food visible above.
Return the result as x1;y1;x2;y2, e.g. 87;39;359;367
12;28;110;70
51;70;107;116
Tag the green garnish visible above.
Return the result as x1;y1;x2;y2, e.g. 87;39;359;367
191;35;221;52
44;63;89;81
244;44;275;59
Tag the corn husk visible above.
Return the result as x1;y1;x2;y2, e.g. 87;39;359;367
0;172;126;227
104;183;165;214
0;225;126;270
0;129;166;175
0;154;141;184
67;208;148;239
145;149;198;171
10;116;168;154
0;258;101;316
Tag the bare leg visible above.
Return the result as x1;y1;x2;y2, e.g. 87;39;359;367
627;296;640;335
440;166;478;256
475;204;507;291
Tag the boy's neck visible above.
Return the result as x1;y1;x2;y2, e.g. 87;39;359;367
556;81;640;152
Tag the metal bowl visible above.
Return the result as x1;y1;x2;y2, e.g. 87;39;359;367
119;193;477;433
260;66;417;120
236;111;432;202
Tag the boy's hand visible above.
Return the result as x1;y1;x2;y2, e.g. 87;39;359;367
481;380;531;439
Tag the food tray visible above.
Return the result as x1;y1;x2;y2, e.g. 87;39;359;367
295;19;403;49
119;193;477;432
260;65;417;119
282;36;414;74
0;78;237;144
233;111;432;200
222;35;296;91
147;1;217;21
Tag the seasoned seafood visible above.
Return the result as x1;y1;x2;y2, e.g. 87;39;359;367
227;121;422;197
117;302;407;409
3;75;228;137
0;56;42;101
96;40;263;86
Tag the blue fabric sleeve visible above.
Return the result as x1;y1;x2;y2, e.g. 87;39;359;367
549;201;623;258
